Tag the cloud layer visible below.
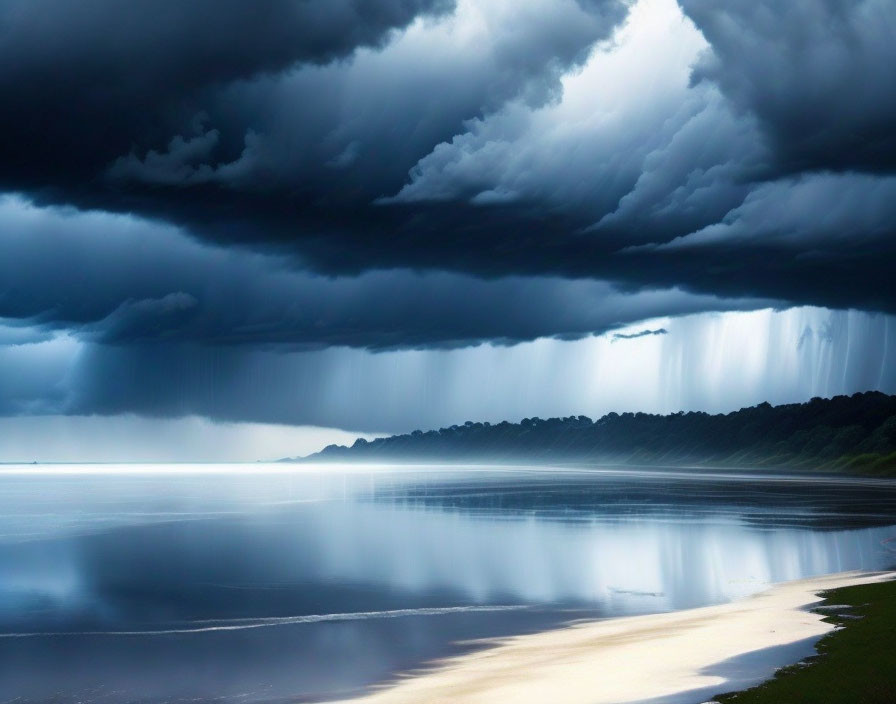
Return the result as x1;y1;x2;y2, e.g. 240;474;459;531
0;0;893;438
0;0;889;312
0;196;772;350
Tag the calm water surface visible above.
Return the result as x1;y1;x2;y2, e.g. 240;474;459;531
1;464;895;703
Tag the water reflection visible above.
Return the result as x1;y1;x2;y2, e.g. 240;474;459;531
0;465;895;703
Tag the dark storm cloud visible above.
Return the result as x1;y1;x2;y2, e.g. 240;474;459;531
0;196;772;350
659;173;896;250
94;0;630;214
0;0;646;324
0;0;454;191
342;0;896;314
681;0;896;173
0;0;627;199
0;0;894;353
621;172;896;312
612;329;667;341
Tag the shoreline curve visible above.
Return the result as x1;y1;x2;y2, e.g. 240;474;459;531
334;570;896;704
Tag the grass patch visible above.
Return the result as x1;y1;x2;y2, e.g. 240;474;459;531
833;452;896;477
716;578;896;704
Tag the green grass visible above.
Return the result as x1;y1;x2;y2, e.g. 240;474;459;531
840;451;896;476
716;578;896;704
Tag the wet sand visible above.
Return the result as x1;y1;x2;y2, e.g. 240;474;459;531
338;570;896;704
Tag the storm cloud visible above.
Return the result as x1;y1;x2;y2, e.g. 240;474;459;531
612;329;667;342
0;0;455;186
682;0;896;173
0;0;894;441
0;195;772;350
1;0;893;315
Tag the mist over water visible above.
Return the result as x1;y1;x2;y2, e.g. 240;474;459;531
1;466;895;703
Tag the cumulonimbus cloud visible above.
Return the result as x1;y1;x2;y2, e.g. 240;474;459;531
0;195;775;350
0;0;893;353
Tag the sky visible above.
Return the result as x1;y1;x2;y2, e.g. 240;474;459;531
1;0;895;461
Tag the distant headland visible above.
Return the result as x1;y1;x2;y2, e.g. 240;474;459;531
291;392;896;475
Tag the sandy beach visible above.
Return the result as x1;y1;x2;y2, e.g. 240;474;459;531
338;570;896;704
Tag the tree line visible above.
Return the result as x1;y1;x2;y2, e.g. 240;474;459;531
301;392;896;475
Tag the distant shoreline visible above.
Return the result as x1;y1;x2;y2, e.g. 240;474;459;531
334;570;896;704
296;392;896;477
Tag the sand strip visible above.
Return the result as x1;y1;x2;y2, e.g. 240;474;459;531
336;571;895;704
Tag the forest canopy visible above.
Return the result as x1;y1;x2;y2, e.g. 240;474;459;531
299;392;896;474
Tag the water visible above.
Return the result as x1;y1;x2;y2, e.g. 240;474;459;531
1;464;895;703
